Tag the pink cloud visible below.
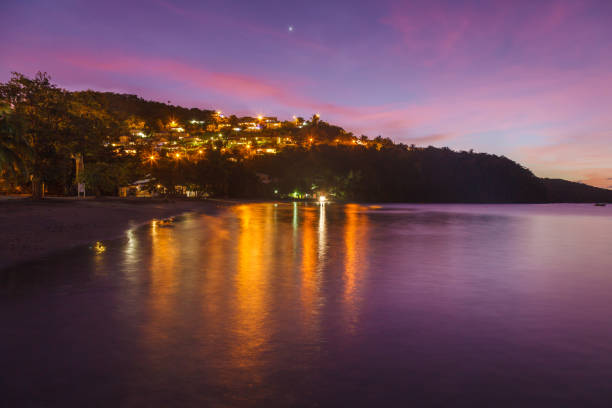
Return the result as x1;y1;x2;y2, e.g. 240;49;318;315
2;41;378;120
517;140;612;189
380;1;591;68
404;133;453;145
578;173;612;190
51;51;369;117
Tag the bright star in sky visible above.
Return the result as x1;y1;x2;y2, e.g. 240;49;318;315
288;26;293;32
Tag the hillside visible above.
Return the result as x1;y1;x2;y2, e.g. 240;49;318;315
74;91;215;130
250;145;547;203
542;179;612;203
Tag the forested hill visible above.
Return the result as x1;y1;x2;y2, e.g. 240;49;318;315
74;91;215;129
250;145;548;203
250;146;612;203
542;179;612;203
67;92;578;203
3;73;608;203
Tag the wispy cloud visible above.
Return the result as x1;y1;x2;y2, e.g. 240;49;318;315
404;133;453;144
380;1;594;69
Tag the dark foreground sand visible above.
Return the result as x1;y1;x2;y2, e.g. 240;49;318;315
0;197;223;270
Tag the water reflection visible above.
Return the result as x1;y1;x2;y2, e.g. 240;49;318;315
232;204;271;377
343;204;369;332
318;202;327;263
3;203;612;407
300;206;321;341
145;217;179;348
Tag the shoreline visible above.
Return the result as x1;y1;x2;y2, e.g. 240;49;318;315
0;197;227;271
1;198;609;271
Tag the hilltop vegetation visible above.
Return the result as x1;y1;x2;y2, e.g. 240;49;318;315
75;91;215;133
1;72;609;203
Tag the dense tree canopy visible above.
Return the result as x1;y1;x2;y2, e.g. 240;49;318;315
250;145;547;203
74;91;215;132
0;73;125;196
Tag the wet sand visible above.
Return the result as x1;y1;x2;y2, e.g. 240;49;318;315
0;197;222;270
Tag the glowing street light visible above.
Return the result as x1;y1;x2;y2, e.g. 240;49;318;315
319;195;327;204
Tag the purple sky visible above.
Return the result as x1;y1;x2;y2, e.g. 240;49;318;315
2;0;611;188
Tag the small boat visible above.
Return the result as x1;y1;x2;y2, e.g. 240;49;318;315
594;203;606;207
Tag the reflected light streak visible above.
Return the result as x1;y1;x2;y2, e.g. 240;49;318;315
231;205;271;379
198;214;230;318
318;202;327;264
123;227;140;279
300;207;322;339
343;204;370;333
143;217;179;348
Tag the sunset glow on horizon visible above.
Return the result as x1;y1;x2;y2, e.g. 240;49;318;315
2;0;611;188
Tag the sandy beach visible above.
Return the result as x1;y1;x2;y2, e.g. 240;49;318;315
0;197;222;270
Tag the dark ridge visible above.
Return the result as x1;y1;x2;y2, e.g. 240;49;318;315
250;145;548;203
542;178;612;203
73;91;216;129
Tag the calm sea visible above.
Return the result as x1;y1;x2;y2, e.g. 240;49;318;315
2;203;612;407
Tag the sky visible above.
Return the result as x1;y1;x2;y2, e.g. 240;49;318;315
2;0;611;188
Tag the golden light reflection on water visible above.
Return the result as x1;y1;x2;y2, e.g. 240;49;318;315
300;207;320;339
198;213;230;319
122;227;139;281
318;203;327;263
145;218;179;346
133;203;372;389
232;204;273;374
343;204;370;332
